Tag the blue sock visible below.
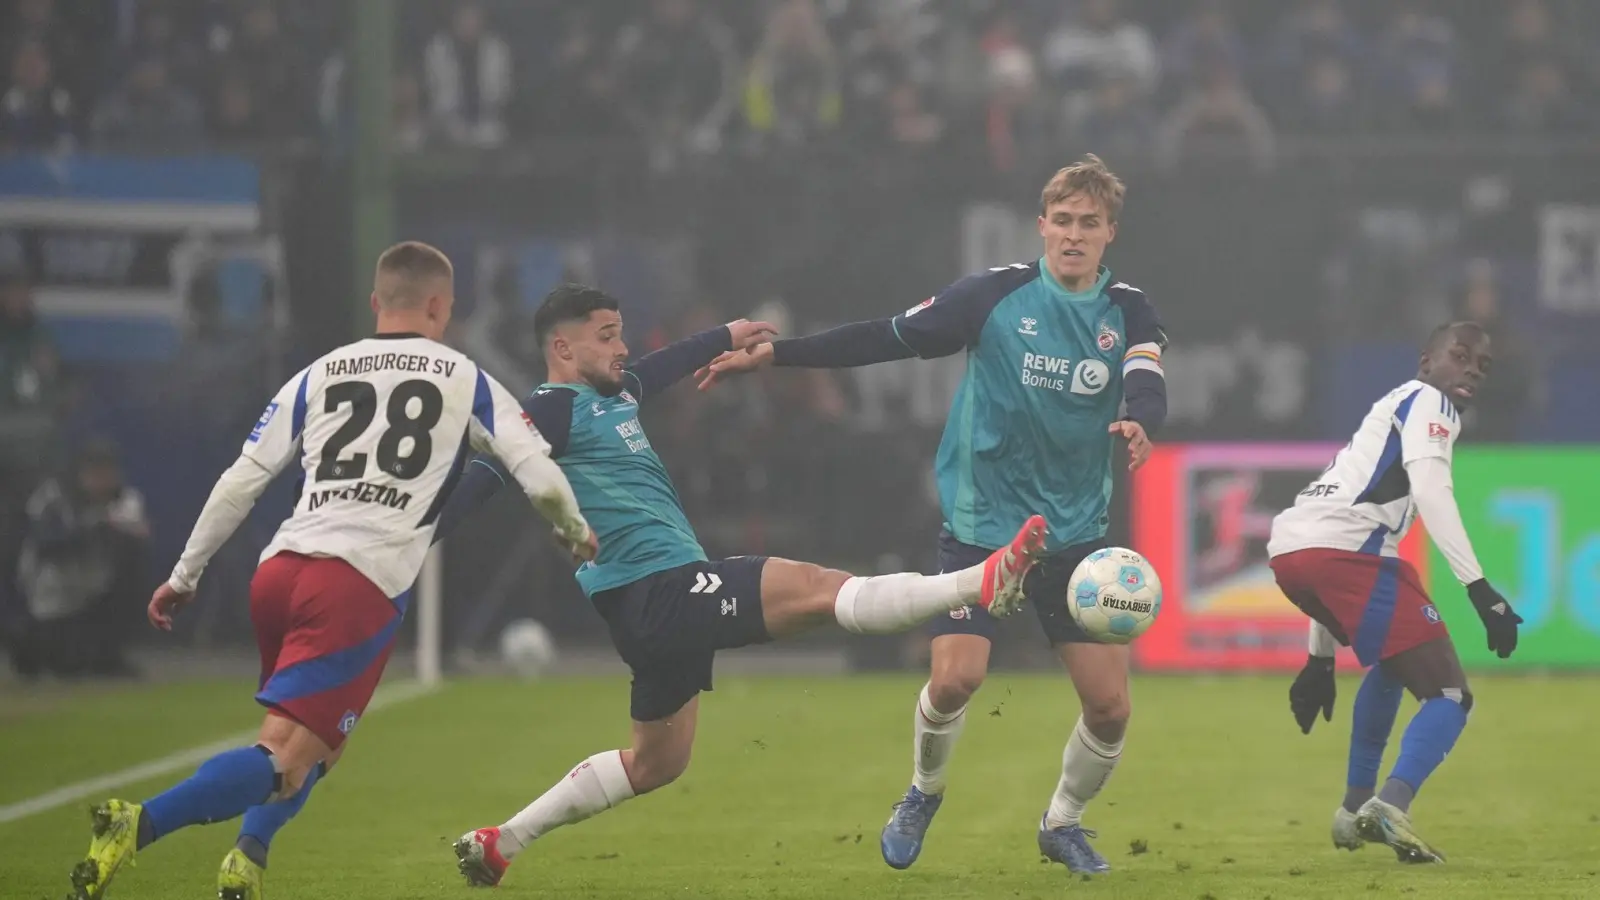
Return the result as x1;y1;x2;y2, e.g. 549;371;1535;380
1382;696;1467;810
1343;666;1404;812
236;761;326;867
141;745;280;847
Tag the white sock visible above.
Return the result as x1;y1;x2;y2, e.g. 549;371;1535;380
1045;717;1123;829
911;683;966;795
498;750;636;859
833;567;982;635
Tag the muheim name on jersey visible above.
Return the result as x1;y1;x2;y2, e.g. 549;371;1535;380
1020;352;1111;395
306;480;413;512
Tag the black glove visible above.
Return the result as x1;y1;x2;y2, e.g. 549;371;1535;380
1467;579;1523;659
1288;655;1336;735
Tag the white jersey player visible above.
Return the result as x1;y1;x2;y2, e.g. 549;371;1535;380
1266;322;1521;867
168;328;589;602
64;242;594;900
1267;376;1468;565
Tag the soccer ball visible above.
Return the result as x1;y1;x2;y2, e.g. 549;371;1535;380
1067;548;1162;644
499;618;557;677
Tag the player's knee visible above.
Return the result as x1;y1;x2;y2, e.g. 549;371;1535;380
928;657;987;710
1080;692;1131;736
927;673;982;712
268;756;323;798
1441;686;1474;714
802;564;851;609
627;744;693;794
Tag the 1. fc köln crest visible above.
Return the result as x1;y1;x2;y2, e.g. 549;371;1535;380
1097;321;1121;352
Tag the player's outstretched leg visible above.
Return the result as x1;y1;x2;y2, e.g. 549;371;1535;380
1333;665;1405;852
1353;637;1469;864
823;515;1048;637
66;716;328;900
1037;641;1126;875
456;700;692;886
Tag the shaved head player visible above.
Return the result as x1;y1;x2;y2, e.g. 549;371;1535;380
1268;321;1523;863
63;243;595;900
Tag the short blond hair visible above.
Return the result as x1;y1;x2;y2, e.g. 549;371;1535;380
374;241;453;309
1039;154;1126;222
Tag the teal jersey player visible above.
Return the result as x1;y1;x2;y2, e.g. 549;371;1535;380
896;261;1163;552
521;380;706;596
698;155;1168;878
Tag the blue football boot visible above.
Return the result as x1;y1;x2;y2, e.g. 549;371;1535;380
1038;815;1111;874
880;786;943;870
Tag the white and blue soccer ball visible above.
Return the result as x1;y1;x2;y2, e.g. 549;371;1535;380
1067;548;1162;644
499;618;557;677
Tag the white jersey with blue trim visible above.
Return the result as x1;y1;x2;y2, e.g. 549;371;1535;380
169;334;580;602
1268;379;1462;560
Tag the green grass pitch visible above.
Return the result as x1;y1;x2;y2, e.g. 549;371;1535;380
4;673;1599;899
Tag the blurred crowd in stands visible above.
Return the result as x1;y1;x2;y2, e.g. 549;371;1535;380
4;0;1598;166
0;0;1584;668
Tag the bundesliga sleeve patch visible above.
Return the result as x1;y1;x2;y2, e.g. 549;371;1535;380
521;410;534;430
1428;422;1451;442
903;297;934;317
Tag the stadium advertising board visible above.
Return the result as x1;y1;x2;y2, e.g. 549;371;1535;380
1131;444;1422;672
1133;444;1600;671
1426;448;1600;668
0;156;265;362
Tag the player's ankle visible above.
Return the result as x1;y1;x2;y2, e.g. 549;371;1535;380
1341;787;1373;814
234;836;269;869
1044;808;1082;831
1376;779;1416;812
496;827;527;860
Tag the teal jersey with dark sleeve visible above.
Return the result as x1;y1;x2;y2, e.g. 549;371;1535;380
525;378;707;596
891;261;1166;552
431;327;737;596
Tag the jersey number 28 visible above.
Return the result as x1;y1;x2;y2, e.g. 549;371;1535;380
316;380;444;482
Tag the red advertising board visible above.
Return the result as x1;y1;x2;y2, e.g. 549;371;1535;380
1131;444;1429;672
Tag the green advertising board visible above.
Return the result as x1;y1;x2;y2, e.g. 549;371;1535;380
1429;447;1600;668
